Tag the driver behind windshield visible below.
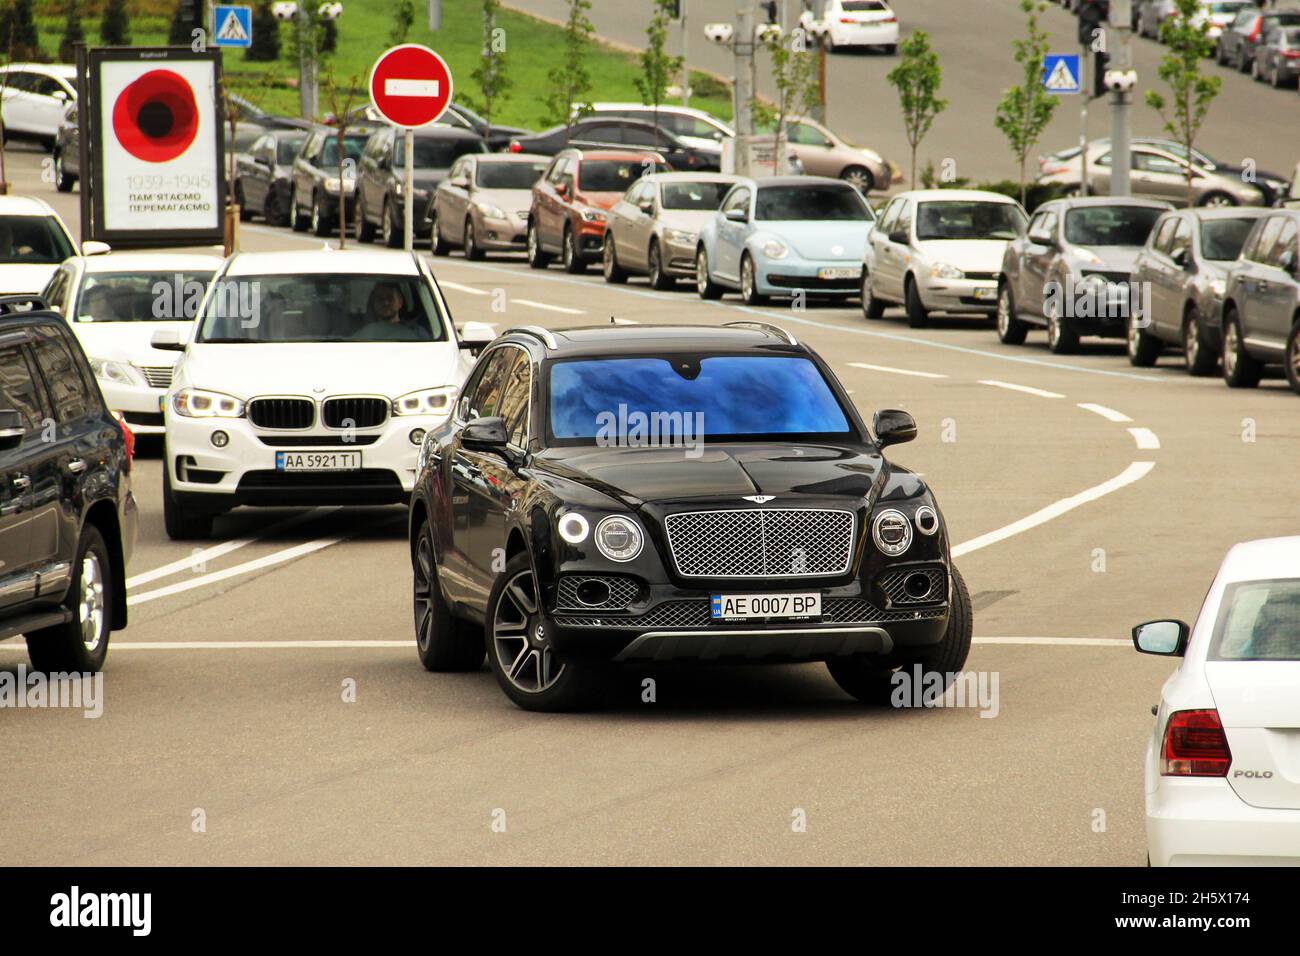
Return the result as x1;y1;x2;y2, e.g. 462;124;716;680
359;281;432;341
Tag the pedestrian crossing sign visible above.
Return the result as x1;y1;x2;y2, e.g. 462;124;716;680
1042;54;1081;95
213;5;253;49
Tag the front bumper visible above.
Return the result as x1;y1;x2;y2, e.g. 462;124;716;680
164;408;449;508
478;212;530;251
100;379;167;435
575;219;607;262
915;273;1000;313
1147;776;1300;866
755;258;863;297
662;235;701;276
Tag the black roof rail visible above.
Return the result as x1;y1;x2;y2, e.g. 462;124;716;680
722;320;797;345
502;325;559;349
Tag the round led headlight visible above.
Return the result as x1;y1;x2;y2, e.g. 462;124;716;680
558;512;590;545
914;505;939;536
595;515;643;562
872;509;913;556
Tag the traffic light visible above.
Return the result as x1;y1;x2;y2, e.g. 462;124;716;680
1092;49;1111;98
1078;0;1109;48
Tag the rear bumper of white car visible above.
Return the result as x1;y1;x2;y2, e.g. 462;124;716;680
164;410;448;508
1147;777;1300;866
830;20;899;47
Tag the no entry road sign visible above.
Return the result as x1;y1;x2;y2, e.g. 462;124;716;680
368;44;453;129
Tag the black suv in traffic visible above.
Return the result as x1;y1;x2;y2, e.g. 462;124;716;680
408;322;970;711
0;301;136;671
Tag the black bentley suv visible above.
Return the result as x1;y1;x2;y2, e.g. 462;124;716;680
408;322;970;711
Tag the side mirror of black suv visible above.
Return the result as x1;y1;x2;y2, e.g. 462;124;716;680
873;408;917;447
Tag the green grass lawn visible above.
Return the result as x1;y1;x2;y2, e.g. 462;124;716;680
32;2;733;131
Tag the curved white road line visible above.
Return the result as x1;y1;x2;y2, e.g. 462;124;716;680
1129;427;1161;450
952;461;1156;559
1077;402;1132;423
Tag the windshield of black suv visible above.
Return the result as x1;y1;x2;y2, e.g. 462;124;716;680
196;273;448;343
75;271;216;322
916;201;1026;241
1210;579;1300;661
320;136;367;168
662;181;732;210
579;160;651;193
547;354;854;444
755;185;871;221
0;215;74;264
1065;206;1164;246
1201;217;1257;261
276;135;308;164
476;161;547;189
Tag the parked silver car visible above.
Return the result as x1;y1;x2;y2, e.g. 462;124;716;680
602;172;741;289
1037;141;1266;208
1251;22;1300;86
863;189;1026;327
997;197;1170;353
431;153;549;259
1220;209;1300;392
1127;207;1269;374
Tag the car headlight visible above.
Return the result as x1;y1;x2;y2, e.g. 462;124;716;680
557;512;590;544
872;509;913;556
88;358;146;387
172;387;245;419
762;239;789;259
860;148;883;164
324;177;355;194
595;515;644;562
1073;248;1104;266
477;202;507;220
1209;277;1226;296
665;228;697;246
930;262;963;280
914;505;939;536
581;208;606;222
392;386;457;417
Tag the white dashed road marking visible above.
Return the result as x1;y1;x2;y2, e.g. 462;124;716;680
1129;427;1161;450
439;280;489;296
979;380;1063;399
1077;402;1133;423
849;362;948;379
513;298;585;314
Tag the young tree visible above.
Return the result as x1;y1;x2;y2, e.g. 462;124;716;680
0;0;39;60
468;0;511;130
543;0;594;128
388;0;415;47
247;1;281;62
634;0;683;134
886;30;947;189
100;0;130;46
752;26;819;175
1146;0;1222;205
318;64;362;247
993;0;1057;206
59;0;86;61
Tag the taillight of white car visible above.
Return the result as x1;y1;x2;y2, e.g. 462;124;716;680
1161;708;1232;777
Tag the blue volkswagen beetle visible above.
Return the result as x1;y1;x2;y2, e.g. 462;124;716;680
695;176;875;305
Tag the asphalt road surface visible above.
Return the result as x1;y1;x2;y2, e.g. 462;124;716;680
509;0;1300;188
4;140;1298;866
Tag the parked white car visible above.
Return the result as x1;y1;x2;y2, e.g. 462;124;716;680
41;253;222;435
0;196;108;296
158;249;492;539
1134;536;1300;866
813;0;900;53
0;63;77;147
862;189;1027;327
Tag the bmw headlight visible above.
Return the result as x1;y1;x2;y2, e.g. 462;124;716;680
762;239;789;259
478;202;507;220
665;228;698;246
392;386;457;417
172;387;245;419
595;515;644;562
581;208;606;223
89;358;146;387
930;262;963;280
872;509;913;556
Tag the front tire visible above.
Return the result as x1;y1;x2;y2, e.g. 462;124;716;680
526;220;552;269
53;151;74;193
485;554;602;712
311;192;331;237
413;521;484;671
382;199;402;248
464;217;485;261
1046;299;1079;354
25;525;113;674
430;210;452;256
1285;322;1300;395
1183;308;1217;376
841;165;875;193
1127;312;1161;367
602;236;628;283
996;283;1029;344
904;277;929;328
827;566;973;705
1222;311;1261;388
647;240;675;290
739;253;767;305
289;189;309;232
562;226;586;274
862;270;886;319
696;247;724;299
355;197;376;243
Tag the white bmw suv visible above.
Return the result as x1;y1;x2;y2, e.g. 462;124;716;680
157;248;489;539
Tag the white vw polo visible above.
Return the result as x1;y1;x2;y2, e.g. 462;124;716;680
159;249;490;539
1134;536;1300;866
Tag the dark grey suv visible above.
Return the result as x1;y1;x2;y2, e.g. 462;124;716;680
1220;210;1300;392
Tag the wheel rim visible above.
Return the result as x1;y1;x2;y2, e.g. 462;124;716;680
1184;316;1199;366
383;206;393;244
1127;316;1139;355
603;240;615;276
312;199;321;232
1290;333;1300;380
80;551;105;652
564;232;574;268
1225;322;1239;375
741;258;754;300
527;224;538;259
493;568;563;694
1205;194;1230;208
1048;305;1060;348
414;533;435;652
696;251;709;293
844;168;871;192
997;290;1010;336
355;202;365;238
466;222;475;256
649;245;661;284
290;191;298;227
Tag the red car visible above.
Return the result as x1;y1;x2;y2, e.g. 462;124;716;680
526;149;668;274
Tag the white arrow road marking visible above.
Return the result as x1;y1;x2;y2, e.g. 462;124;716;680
1129;427;1160;450
979;380;1063;399
848;362;948;379
1077;402;1132;423
952;461;1156;558
385;79;440;98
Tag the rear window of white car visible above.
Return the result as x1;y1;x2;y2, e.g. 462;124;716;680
1210;579;1300;661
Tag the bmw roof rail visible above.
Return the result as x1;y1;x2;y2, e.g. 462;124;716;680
503;325;559;349
722;320;797;345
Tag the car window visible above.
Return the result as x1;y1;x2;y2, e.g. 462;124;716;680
75;270;215;322
1064;205;1164;246
1267;219;1298;271
276;135;307;164
915;201;1025;241
661;181;731;210
398;134;486;169
1200;217;1256;261
756;184;870;221
578;123;623;145
43;267;73;312
0;215;75;265
663;113;726;141
1211;579;1300;661
1135;152;1184;176
722;187;751;216
619;125;658;147
31;76;66;98
1247;216;1284;263
461;346;515;421
319;135;366;168
875;198;901;235
578;159;649;193
0;345;46;433
476;161;546;189
497;349;532;448
2;70;34;92
787;123;830;147
1169;218;1193;260
1150;216;1175;253
30;327;96;424
895;201;913;238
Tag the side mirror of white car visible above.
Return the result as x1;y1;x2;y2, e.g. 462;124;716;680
82;240;112;256
457;321;496;351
